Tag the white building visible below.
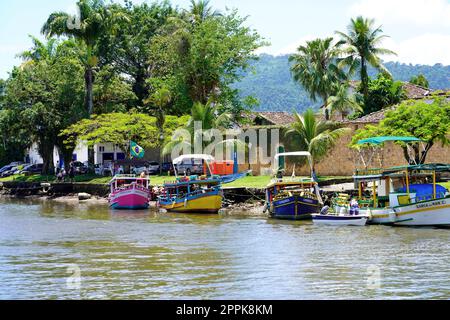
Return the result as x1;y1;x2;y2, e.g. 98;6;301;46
26;142;125;167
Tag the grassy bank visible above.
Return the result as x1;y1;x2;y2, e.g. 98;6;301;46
0;174;352;189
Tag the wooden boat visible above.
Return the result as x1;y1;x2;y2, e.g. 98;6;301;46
350;136;450;226
109;175;151;210
265;152;322;220
312;214;369;226
157;155;223;214
158;176;223;213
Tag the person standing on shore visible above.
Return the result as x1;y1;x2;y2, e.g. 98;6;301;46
68;161;75;183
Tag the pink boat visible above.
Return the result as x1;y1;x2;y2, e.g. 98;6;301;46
109;175;151;210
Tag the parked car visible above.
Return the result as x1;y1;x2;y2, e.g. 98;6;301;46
8;161;23;167
132;165;148;175
1;166;19;177
0;165;14;174
20;163;43;174
95;163;113;176
72;161;89;175
161;162;175;175
175;159;204;175
147;161;160;175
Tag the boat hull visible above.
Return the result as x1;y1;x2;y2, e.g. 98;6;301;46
312;214;368;226
363;208;396;225
159;194;223;214
109;188;150;210
270;195;319;220
393;197;450;226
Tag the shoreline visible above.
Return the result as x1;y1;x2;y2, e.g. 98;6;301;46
0;193;269;217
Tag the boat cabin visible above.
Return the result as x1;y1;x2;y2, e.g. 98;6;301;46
110;174;150;193
160;176;222;201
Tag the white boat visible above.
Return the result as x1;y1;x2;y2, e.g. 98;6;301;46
391;194;450;227
353;164;450;226
312;214;369;226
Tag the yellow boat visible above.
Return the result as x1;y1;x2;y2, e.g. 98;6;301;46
158;155;223;214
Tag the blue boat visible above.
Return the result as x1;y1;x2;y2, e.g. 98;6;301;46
266;181;320;220
264;152;322;220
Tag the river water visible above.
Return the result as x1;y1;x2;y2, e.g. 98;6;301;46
0;198;449;300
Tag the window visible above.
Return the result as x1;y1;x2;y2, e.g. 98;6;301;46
99;146;105;152
72;154;77;161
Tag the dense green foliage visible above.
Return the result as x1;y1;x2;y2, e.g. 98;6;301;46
410;74;429;88
233;54;450;112
61;112;190;158
350;97;450;164
356;74;406;116
0;0;263;169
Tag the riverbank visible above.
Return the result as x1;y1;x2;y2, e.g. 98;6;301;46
0;174;353;188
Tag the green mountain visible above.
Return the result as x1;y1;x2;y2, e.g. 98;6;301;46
234;54;450;112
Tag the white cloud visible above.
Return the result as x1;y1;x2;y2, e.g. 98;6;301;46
349;0;450;27
269;35;320;56
382;34;450;65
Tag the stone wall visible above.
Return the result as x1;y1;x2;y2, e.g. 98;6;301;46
239;123;450;177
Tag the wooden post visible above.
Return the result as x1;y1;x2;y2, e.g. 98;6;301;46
358;182;362;199
372;181;377;208
433;170;436;200
405;170;410;195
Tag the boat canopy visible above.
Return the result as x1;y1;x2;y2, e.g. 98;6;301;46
274;151;313;174
354;163;450;181
172;154;215;164
274;152;312;160
357;136;422;145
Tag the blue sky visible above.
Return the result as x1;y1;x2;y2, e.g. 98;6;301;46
1;0;450;79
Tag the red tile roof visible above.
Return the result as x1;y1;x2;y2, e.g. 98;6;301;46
249;111;295;125
349;80;432;99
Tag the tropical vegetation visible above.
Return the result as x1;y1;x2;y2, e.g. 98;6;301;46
350;96;450;165
284;109;350;172
0;0;265;171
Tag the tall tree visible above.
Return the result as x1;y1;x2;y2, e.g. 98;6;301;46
41;0;127;115
289;37;344;120
336;16;396;106
98;1;176;105
4;39;86;173
154;7;265;116
285;109;350;173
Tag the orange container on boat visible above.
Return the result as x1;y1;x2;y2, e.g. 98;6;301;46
206;161;234;175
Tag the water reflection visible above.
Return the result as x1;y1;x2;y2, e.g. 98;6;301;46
0;198;449;299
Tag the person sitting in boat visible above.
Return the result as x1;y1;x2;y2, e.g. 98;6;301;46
349;198;360;215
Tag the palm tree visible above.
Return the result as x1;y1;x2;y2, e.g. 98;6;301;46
18;36;59;68
285;108;350;174
336;16;396;105
162;100;231;156
326;84;362;120
289;37;345;120
189;0;221;23
41;0;127;115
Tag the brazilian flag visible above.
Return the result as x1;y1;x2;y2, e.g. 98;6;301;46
130;141;145;159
